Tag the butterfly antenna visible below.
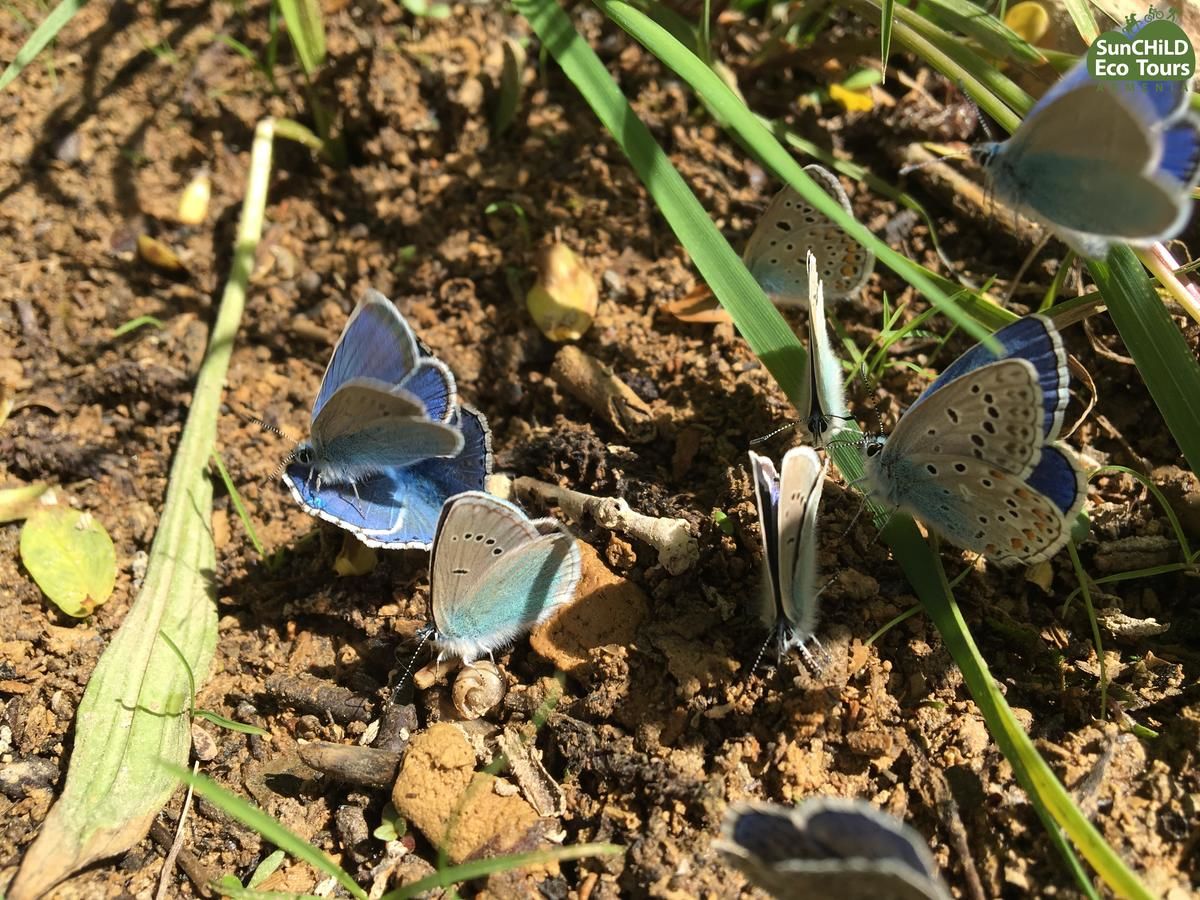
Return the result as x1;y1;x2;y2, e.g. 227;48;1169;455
236;408;306;483
958;84;995;143
748;630;775;676
837;493;869;542
390;627;435;704
749;421;798;446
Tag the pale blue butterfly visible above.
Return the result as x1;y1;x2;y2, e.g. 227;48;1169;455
424;491;581;663
799;251;849;443
717;798;951;900
861;315;1087;564
748;446;828;662
284;290;492;549
743;165;875;305
972;24;1200;259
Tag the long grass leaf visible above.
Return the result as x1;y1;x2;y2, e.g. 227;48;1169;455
0;0;86;92
277;0;326;77
1089;248;1200;475
166;765;367;900
1061;0;1101;43
880;0;896;77
920;0;1046;63
381;844;623;899
7;119;276;899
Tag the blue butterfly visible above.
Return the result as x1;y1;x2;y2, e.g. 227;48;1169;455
717;798;951;900
800;251;849;444
743;165;875;306
748;446;828;661
424;491;581;663
972;29;1200;258
283;291;492;549
861;315;1086;564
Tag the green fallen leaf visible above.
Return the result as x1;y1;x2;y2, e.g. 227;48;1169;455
20;506;116;617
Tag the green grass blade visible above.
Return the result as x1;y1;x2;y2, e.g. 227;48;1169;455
211;451;266;558
277;0;325;77
7;119;276;898
381;843;623;900
850;0;1028;129
112;315;165;337
0;0;86;92
1061;0;1100;43
878;519;1145;900
166;765;367;900
1089;247;1200;475
880;0;895;77
598;0;994;347
920;0;1046;63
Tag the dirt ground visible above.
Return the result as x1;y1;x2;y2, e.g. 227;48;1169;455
2;1;1199;897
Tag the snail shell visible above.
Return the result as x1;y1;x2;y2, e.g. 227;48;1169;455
452;661;505;720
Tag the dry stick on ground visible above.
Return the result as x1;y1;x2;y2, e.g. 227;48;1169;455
512;476;698;575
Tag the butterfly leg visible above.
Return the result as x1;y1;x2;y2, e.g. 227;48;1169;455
350;479;366;517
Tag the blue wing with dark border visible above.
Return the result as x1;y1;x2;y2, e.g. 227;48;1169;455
908;316;1068;439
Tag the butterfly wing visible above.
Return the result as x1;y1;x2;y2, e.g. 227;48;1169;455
884;359;1044;478
1161;118;1200;186
717;801;951;900
310;378;464;476
1026;442;1087;520
403;344;458;424
743;165;872;306
911;315;1068;440
990;85;1186;241
776;447;826;642
313;291;422;421
283;463;409;539
867;361;1082;563
805;253;849;442
373;404;494;548
284;407;492;549
430;492;580;662
748;451;782;629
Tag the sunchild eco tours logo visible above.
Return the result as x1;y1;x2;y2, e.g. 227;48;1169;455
1087;7;1195;82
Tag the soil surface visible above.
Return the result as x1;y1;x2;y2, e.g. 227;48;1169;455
2;1;1199;898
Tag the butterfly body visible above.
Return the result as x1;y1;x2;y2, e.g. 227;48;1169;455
861;316;1085;564
284;291;491;549
975;31;1200;257
743;165;874;306
428;491;581;663
749;446;828;657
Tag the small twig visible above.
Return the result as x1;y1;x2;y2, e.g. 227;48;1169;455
513;476;698;574
264;672;375;725
152;762;209;899
296;742;404;789
550;346;656;442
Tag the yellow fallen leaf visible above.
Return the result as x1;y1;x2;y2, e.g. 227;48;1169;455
829;83;874;113
663;284;732;324
334;533;377;576
1004;1;1050;45
526;243;598;341
137;234;186;272
177;169;211;226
